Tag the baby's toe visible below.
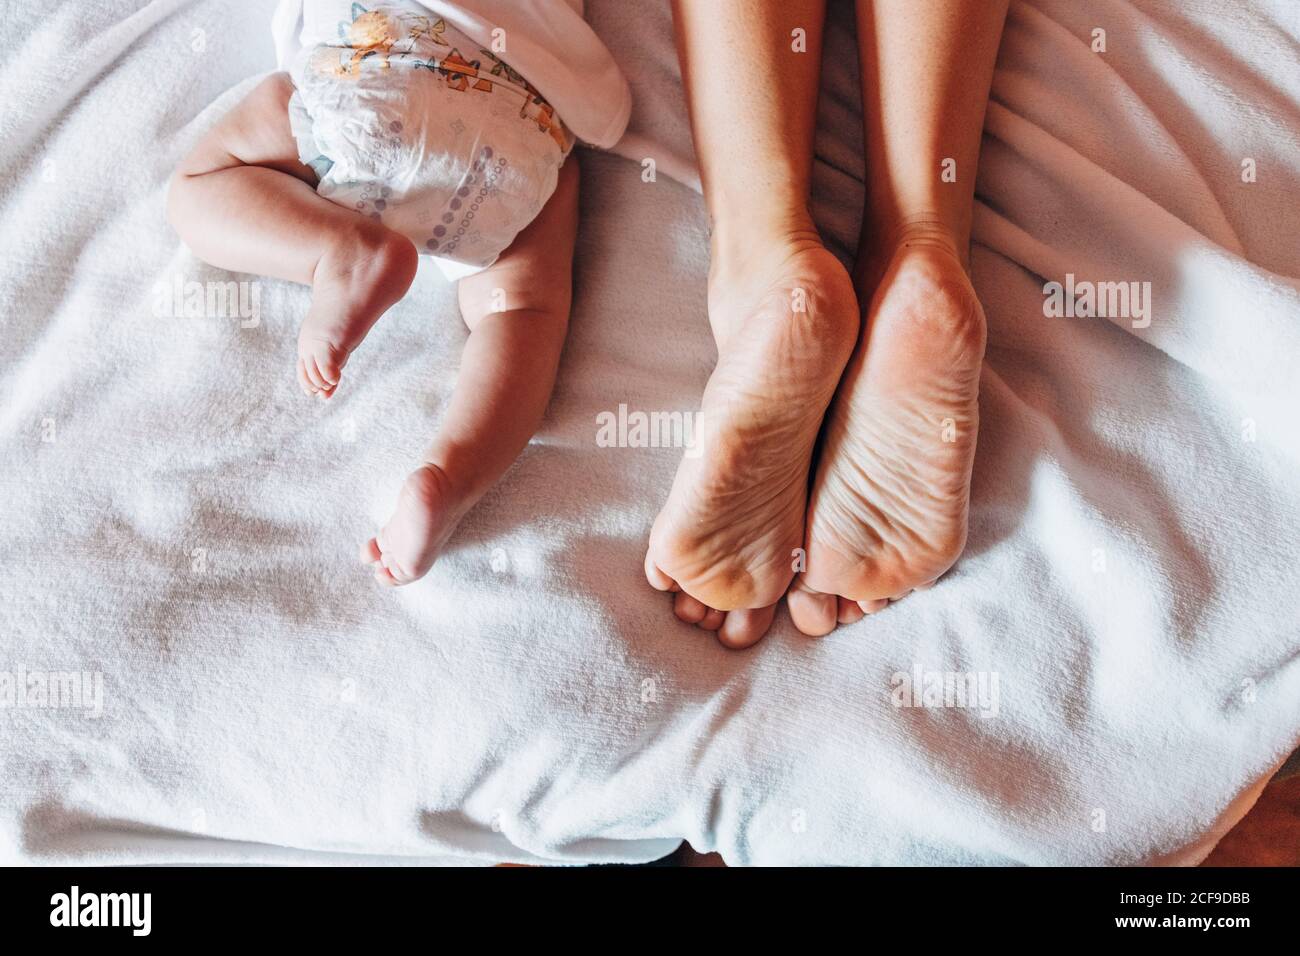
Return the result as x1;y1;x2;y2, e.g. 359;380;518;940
381;552;416;586
297;359;317;395
308;358;336;399
299;354;322;390
316;352;341;388
309;356;337;396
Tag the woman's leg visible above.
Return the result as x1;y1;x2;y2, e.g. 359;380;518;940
855;0;1009;263
788;0;1008;636
643;0;861;648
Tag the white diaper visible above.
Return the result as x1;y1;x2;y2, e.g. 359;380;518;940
285;1;574;277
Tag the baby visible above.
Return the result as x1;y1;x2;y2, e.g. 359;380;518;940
167;0;630;585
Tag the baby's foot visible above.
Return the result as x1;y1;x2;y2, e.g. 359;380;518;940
360;463;466;586
787;235;986;636
644;236;859;647
297;225;418;398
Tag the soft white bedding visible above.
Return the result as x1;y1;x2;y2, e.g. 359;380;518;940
1;0;1297;866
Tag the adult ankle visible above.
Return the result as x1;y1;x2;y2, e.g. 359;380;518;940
708;202;825;285
857;213;969;289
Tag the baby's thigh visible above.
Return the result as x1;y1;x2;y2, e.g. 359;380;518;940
456;159;580;327
177;73;314;184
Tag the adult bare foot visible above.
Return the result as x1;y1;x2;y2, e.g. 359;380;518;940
787;231;986;637
644;229;859;648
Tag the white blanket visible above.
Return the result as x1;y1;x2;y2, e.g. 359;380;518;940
1;0;1297;865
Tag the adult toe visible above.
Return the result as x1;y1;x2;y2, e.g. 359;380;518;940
787;582;838;637
716;604;776;649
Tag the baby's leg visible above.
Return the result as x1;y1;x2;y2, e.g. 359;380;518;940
360;159;579;586
166;73;418;397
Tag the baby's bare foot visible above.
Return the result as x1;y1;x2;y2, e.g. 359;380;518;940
788;235;986;636
644;235;859;647
359;463;468;586
297;224;418;398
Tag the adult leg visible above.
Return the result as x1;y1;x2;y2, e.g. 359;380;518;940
644;0;860;648
788;0;1008;635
